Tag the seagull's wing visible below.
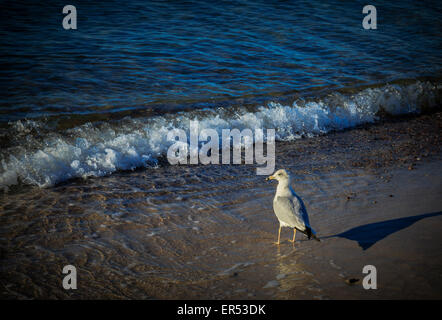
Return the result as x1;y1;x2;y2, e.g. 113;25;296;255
274;195;308;231
292;192;311;228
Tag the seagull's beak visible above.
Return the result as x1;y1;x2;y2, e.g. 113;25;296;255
266;175;275;181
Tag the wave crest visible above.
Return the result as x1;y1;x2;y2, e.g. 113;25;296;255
1;80;440;189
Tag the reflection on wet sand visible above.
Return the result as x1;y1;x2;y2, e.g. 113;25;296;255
272;246;323;299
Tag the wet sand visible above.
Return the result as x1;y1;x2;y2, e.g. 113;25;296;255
0;112;441;299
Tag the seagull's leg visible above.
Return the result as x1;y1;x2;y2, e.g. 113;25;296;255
289;228;296;243
274;226;281;245
278;227;281;244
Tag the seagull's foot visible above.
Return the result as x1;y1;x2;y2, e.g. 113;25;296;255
273;241;280;245
288;239;295;243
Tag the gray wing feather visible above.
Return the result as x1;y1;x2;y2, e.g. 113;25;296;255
273;195;310;230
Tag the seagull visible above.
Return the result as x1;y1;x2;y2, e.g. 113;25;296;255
266;169;320;245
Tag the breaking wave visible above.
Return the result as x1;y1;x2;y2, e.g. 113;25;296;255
1;80;440;189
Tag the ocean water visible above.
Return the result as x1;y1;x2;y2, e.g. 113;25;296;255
1;0;442;189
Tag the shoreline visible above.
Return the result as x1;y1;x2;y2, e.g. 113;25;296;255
0;112;441;299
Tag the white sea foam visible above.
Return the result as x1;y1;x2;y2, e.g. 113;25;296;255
0;81;440;189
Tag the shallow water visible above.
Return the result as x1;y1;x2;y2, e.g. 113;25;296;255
1;148;441;299
0;155;371;299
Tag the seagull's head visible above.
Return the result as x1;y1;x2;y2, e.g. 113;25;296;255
266;169;290;183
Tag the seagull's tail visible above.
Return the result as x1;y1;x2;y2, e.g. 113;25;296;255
306;227;321;242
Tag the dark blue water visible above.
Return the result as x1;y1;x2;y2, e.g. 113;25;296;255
1;0;441;122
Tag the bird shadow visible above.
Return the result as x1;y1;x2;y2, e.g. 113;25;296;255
322;211;442;250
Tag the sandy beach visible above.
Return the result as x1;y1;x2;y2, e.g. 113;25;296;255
1;111;441;299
